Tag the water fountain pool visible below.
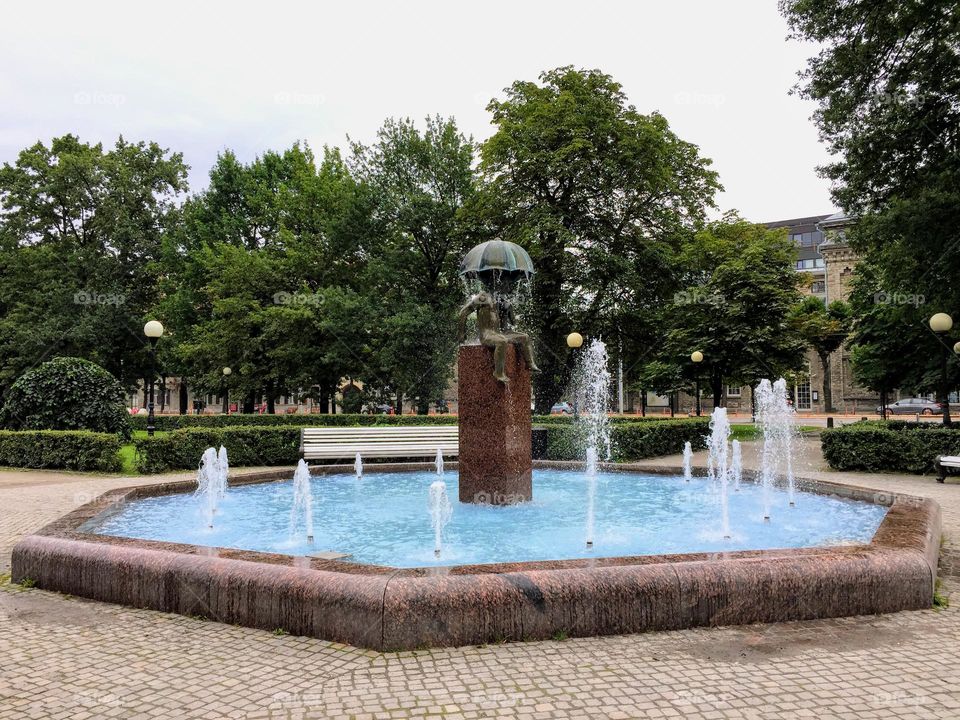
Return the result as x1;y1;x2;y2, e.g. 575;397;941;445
85;467;887;567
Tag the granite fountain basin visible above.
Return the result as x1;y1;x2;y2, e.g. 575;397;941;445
11;461;941;650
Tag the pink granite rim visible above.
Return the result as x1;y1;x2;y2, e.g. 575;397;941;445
11;461;942;650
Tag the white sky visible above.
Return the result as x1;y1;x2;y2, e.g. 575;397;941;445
1;0;835;222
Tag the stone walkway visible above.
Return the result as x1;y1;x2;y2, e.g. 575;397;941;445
1;442;958;719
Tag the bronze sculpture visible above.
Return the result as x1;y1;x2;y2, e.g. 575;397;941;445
457;291;539;383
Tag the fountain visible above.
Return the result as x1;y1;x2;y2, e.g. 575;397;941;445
428;480;453;557
731;439;742;491
435;448;444;476
755;378;797;519
194;447;221;528
354;452;363;480
570;339;612;548
683;441;693;481
707;407;732;539
290;459;314;543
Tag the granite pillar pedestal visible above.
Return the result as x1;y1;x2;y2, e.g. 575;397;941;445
457;344;532;504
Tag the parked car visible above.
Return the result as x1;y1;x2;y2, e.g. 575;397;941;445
550;401;574;415
877;398;943;416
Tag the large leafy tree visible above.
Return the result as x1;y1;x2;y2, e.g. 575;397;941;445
0;134;187;395
645;217;806;406
477;66;720;412
350;116;477;413
782;0;960;395
162;143;370;412
789;296;851;412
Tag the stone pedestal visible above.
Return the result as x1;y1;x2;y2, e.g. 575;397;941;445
457;344;532;504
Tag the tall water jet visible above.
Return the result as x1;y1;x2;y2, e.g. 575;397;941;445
708;407;732;539
216;445;229;500
755;378;798;518
354;452;363;480
194;447;220;528
571;339;612;548
435;448;444;476
428;480;453;557
290;459;314;543
731;439;743;492
682;441;693;482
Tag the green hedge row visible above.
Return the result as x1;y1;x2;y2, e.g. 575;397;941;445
130;412;680;432
538;419;709;462
129;413;459;432
0;430;122;472
135;417;709;473
821;421;960;474
134;426;301;474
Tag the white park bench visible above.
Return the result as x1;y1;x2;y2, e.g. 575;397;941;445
935;455;960;483
299;425;459;461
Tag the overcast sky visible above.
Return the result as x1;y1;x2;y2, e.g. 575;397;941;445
1;0;835;222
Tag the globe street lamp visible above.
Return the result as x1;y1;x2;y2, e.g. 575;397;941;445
929;313;953;426
221;367;232;415
143;320;164;436
691;351;704;417
567;332;584;416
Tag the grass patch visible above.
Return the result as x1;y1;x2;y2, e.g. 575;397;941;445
729;424;818;442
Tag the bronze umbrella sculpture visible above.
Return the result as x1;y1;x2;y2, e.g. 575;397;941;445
457;240;539;383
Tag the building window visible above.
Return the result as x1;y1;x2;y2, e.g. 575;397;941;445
726;385;741;397
796;258;825;270
810;280;825;293
795;378;812;410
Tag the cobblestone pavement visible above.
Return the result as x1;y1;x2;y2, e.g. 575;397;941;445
1;442;958;719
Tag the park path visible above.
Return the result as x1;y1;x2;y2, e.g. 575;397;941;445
1;441;958;719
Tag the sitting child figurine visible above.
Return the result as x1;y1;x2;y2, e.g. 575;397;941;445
457;291;539;383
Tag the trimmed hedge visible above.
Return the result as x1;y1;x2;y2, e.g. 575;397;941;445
537;419;709;462
0;430;122;472
134;426;301;474
128;413;459;432
129;412;681;432
821;421;960;474
135;417;710;473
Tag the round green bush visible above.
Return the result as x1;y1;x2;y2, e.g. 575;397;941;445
0;357;131;439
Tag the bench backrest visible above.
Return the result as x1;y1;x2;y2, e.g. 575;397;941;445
300;425;459;458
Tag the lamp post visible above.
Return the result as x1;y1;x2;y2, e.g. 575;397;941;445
143;320;164;437
567;332;584;417
691;351;704;417
221;367;232;414
929;313;953;426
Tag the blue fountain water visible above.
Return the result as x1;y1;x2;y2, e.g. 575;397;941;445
85;469;887;568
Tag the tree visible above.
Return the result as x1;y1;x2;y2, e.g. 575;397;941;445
0;135;187;395
477;66;720;412
789;296;851;412
0;357;131;438
782;0;960;396
350;116;477;413
651;217;806;406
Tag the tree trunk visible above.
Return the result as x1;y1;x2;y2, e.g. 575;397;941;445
242;393;255;414
711;371;723;409
266;383;276;414
395;392;404;415
179;381;188;415
820;350;834;413
640;388;647;417
319;388;330;414
669;391;676;417
159;375;167;412
880;385;888;419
